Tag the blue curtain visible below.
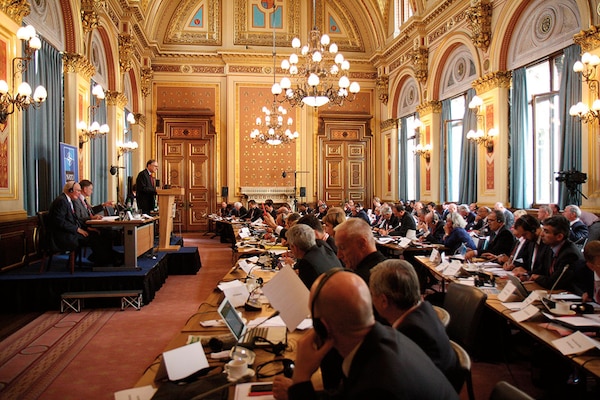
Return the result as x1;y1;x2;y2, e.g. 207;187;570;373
458;89;478;204
23;38;63;214
558;44;582;207
398;117;408;200
439;98;452;202
89;81;108;205
509;67;531;209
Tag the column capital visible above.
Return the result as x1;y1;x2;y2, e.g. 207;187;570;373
0;0;30;25
380;118;398;131
574;25;600;53
63;52;95;80
105;90;128;108
472;71;512;94
417;100;442;115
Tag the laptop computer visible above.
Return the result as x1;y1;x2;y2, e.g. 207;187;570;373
217;297;287;348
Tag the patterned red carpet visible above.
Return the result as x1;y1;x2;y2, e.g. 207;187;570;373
0;310;115;399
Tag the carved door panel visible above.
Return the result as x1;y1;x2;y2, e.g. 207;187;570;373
163;140;211;232
319;118;372;208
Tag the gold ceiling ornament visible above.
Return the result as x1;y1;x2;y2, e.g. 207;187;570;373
104;90;128;108
376;74;389;105
411;47;428;83
118;34;134;74
62;52;95;80
140;67;153;97
472;70;512;93
417;100;442;115
0;0;30;25
465;0;493;52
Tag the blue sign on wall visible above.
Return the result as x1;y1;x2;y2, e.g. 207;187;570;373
59;142;78;185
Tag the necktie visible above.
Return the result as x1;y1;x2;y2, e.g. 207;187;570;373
84;199;93;216
150;174;155;188
549;252;557;275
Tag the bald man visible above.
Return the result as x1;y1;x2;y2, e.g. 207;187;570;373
285;270;458;400
334;218;386;283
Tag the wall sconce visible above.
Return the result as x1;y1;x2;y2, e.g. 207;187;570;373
123;112;137;134
467;128;497;153
116;140;138;158
78;84;109;147
0;25;47;128
414;143;432;162
570;52;600;123
412;118;423;135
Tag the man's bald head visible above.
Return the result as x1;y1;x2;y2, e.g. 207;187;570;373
311;270;375;335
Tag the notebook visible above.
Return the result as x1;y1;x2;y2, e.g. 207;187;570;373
217;298;287;348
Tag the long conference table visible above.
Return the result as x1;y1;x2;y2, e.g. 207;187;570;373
134;263;321;399
413;255;600;380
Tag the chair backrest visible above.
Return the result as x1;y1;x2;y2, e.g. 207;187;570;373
447;340;470;393
433;305;451;328
35;211;57;253
443;283;487;353
589;221;600;242
489;381;534;400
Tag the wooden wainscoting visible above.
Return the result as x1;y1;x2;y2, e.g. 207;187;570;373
0;216;38;271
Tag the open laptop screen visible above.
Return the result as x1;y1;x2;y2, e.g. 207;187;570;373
218;298;246;341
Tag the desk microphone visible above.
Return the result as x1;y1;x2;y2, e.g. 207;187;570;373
541;264;570;312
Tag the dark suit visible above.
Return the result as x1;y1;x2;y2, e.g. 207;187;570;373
485;225;515;256
390;212;416;237
135;169;156;214
464;212;477;230
354;250;387;284
288;322;458;400
422;221;445;244
532;239;583;289
377;215;399;231
295;241;342;289
48;193;115;264
443;227;476;254
230;206;248;218
73;197;93;227
352;209;371;225
397;301;458;378
569;220;589;243
245;206;264;222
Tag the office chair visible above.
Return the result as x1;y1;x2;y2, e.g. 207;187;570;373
433;305;450;328
448;340;475;400
443;283;487;354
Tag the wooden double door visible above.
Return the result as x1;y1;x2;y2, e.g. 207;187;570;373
157;114;215;232
318;114;373;207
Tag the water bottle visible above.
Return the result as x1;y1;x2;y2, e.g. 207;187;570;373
459;242;468;256
132;199;138;213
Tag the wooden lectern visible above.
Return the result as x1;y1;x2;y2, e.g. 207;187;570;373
156;188;185;251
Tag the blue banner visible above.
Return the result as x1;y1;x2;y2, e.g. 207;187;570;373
59;142;78;185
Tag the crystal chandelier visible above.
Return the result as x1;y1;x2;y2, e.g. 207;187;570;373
78;84;109;147
0;25;47;126
273;0;360;108
250;5;299;146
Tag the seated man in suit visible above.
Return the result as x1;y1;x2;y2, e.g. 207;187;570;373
466;210;515;260
498;214;539;271
229;201;247;218
524;215;583;289
245;199;264;222
281;270;458;400
370;259;458;379
285;224;342;289
73;179;104;226
564;204;589;244
264;199;277;219
388;204;417;238
297;214;337;253
48;181;118;266
373;205;398;234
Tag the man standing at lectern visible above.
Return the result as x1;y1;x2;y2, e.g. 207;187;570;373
136;159;158;214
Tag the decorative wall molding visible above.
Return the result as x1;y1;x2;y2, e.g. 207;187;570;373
380;118;398;131
574;25;600;53
240;186;296;204
63;52;96;80
472;71;512;93
417;100;442;115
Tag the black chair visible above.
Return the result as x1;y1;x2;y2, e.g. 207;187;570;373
35;211;80;274
489;381;534;400
443;283;488;354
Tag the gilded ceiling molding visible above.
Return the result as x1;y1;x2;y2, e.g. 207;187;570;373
0;0;30;25
62;52;95;80
140;66;153;98
376;74;389;105
132;112;146;126
81;0;101;33
119;33;134;74
472;71;512;93
234;0;299;47
417;101;442;115
104;90;128;108
412;47;428;83
380;118;398;131
574;25;600;53
465;0;492;51
165;0;221;46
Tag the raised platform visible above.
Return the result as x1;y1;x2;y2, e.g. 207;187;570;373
0;238;201;313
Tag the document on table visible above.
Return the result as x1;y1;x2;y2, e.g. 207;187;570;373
262;265;310;331
552;331;600;355
156;341;209;381
510;304;540;322
218;280;250;308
